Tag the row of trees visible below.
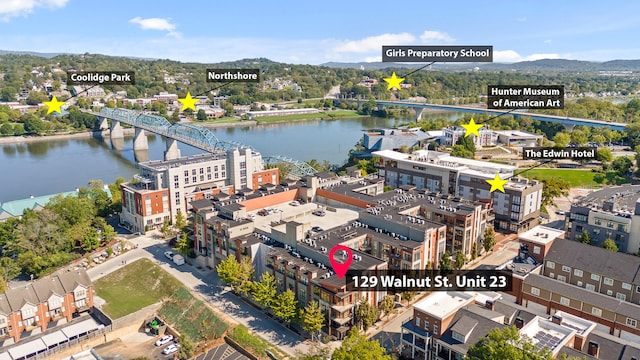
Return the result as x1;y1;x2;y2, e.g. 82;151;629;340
0;178;125;289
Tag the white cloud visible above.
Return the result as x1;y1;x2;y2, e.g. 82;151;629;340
333;32;415;53
494;50;562;63
0;0;68;21
364;55;382;62
129;17;180;38
419;31;455;44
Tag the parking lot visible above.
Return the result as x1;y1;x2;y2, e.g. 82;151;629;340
249;201;359;234
93;331;180;359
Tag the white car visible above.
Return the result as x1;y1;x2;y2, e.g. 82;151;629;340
164;251;175;260
162;343;179;355
289;201;300;206
155;334;174;346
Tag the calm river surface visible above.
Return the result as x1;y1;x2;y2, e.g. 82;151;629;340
0;113;463;202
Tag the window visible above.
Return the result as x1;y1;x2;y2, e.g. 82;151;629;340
626;318;638;327
616;293;626;301
592;307;602;317
175;192;181;205
207;166;211;173
184;170;189;177
425;320;429;331
200;168;204;174
452;331;465;342
549;272;555;278
531;287;540;296
192;176;197;183
636;285;640;293
607;290;613;296
547;261;555;269
560;297;570;306
562;265;571;272
586;284;595;291
416;317;421;327
591;274;600;281
574;269;583;277
577;281;583;287
200;175;204;182
207;174;212;180
174;175;179;182
604;277;614;286
622;283;632;290
557;275;567;282
533;246;541;255
192;169;196;176
433;324;439;335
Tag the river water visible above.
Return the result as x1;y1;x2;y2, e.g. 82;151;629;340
0;113;463;202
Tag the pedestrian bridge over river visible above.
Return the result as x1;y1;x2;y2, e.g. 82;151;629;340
369;100;628;131
85;108;318;176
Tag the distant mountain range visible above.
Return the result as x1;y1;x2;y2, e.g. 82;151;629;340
321;59;640;72
3;49;640;72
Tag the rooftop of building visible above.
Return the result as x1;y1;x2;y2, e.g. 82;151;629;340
551;311;597;337
374;149;516;174
519;225;565;245
140;152;229;171
524;273;640;319
413;291;477;320
519;316;576;355
493;130;543;137
572;184;640;215
437;308;507;354
0;190;78;217
544;239;640;285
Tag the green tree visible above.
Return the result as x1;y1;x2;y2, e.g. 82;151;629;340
577;230;591;245
177;334;194;360
553;132;571;147
439;250;453;271
174;210;187;231
537;177;571;207
355;298;379;331
454;250;465;270
298;345;332;360
612;156;633;177
160;220;173;239
332;328;391;360
216;254;241;289
602;238;618;252
251;271;277;307
174;232;190;257
23;116;45;134
400;291;416;305
379;295;395;320
483;227;496;254
471;242;478;261
81;228;100;252
596;147;613;163
196;109;207;121
301;301;325;342
272;289;299;325
466;325;553;360
0;123;14;135
0;257;21;282
236;256;255;297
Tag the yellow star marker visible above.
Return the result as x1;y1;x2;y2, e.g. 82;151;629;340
44;96;65;115
178;92;198;112
486;173;508;193
461;117;483;137
383;72;405;90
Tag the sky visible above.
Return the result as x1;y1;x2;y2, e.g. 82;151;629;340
1;0;640;64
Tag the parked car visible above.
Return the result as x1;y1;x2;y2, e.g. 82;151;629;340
173;254;185;266
312;210;326;217
312;226;324;232
164;251;175;260
155;334;174;346
289;201;300;206
162;343;180;355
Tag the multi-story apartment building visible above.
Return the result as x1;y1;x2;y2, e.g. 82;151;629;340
316;179;490;262
121;148;278;233
0;270;93;343
540;239;640;305
442;126;496;147
565;184;640;254
374;149;543;233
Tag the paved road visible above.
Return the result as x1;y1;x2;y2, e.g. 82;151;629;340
86;232;317;357
370;306;413;355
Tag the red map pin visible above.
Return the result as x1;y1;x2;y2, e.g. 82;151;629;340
328;245;353;279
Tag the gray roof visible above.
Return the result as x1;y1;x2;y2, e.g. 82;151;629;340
449;315;478;338
437;308;506;354
5;285;39;310
573;184;640;212
524;274;640;319
32;276;66;301
57;270;92;293
493;300;519;322
544;239;640;285
0;294;11;316
559;346;597;360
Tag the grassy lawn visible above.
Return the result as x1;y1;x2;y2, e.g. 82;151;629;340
158;287;228;343
520;168;630;187
228;325;289;360
94;258;183;319
195;117;242;124
255;109;363;123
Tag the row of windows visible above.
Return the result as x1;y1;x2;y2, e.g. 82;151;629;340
547;261;633;288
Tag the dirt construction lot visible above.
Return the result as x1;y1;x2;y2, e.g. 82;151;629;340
93;331;178;360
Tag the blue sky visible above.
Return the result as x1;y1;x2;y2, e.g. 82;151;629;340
1;0;640;64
